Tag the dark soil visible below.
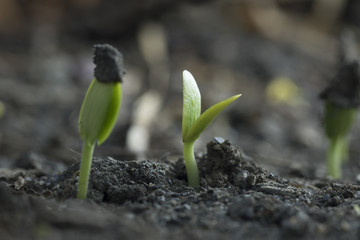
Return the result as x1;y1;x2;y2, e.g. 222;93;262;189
2;138;360;240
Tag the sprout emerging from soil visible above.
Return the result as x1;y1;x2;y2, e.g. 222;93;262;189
182;70;241;189
320;61;360;179
77;44;124;199
323;102;356;178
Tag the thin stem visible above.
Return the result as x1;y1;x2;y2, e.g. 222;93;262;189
183;141;200;190
77;139;95;199
327;137;344;179
340;137;349;162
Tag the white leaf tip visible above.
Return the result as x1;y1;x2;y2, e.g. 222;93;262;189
183;70;194;81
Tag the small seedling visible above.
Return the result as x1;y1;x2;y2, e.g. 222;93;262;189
182;70;241;189
323;102;356;179
320;61;359;179
77;44;125;199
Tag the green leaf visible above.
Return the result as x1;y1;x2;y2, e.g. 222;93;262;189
183;94;241;142
182;70;201;140
97;83;122;145
78;79;122;145
324;102;356;139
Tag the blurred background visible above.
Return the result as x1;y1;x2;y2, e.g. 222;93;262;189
1;0;360;179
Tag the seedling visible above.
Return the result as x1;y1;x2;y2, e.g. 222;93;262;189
77;44;125;199
323;102;356;178
182;70;241;189
320;61;360;179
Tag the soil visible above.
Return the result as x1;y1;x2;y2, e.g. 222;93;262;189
2;1;360;240
1;138;360;240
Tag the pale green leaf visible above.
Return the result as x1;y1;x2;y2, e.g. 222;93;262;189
182;70;201;139
97;83;122;145
183;94;241;142
78;79;121;145
324;102;356;139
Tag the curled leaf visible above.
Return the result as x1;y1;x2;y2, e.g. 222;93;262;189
182;70;201;140
97;83;122;145
78;79;122;145
324;102;356;139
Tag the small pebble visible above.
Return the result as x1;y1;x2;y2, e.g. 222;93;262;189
214;136;225;144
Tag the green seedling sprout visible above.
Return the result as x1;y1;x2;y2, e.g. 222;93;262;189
182;70;241;189
320;61;360;179
323;102;356;178
77;44;125;199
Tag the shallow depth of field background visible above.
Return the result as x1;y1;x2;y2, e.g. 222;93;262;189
1;0;360;179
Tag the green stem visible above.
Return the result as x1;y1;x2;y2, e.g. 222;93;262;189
327;137;344;179
183;141;200;190
340;137;349;162
77;139;95;199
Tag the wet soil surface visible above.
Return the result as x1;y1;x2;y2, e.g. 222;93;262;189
2;138;360;240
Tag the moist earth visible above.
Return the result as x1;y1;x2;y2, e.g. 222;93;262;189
1;138;360;240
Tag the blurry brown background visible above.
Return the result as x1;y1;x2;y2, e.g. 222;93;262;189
1;0;360;179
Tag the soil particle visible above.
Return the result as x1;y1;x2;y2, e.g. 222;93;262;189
320;60;360;108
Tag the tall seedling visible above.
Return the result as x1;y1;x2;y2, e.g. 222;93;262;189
77;44;125;199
